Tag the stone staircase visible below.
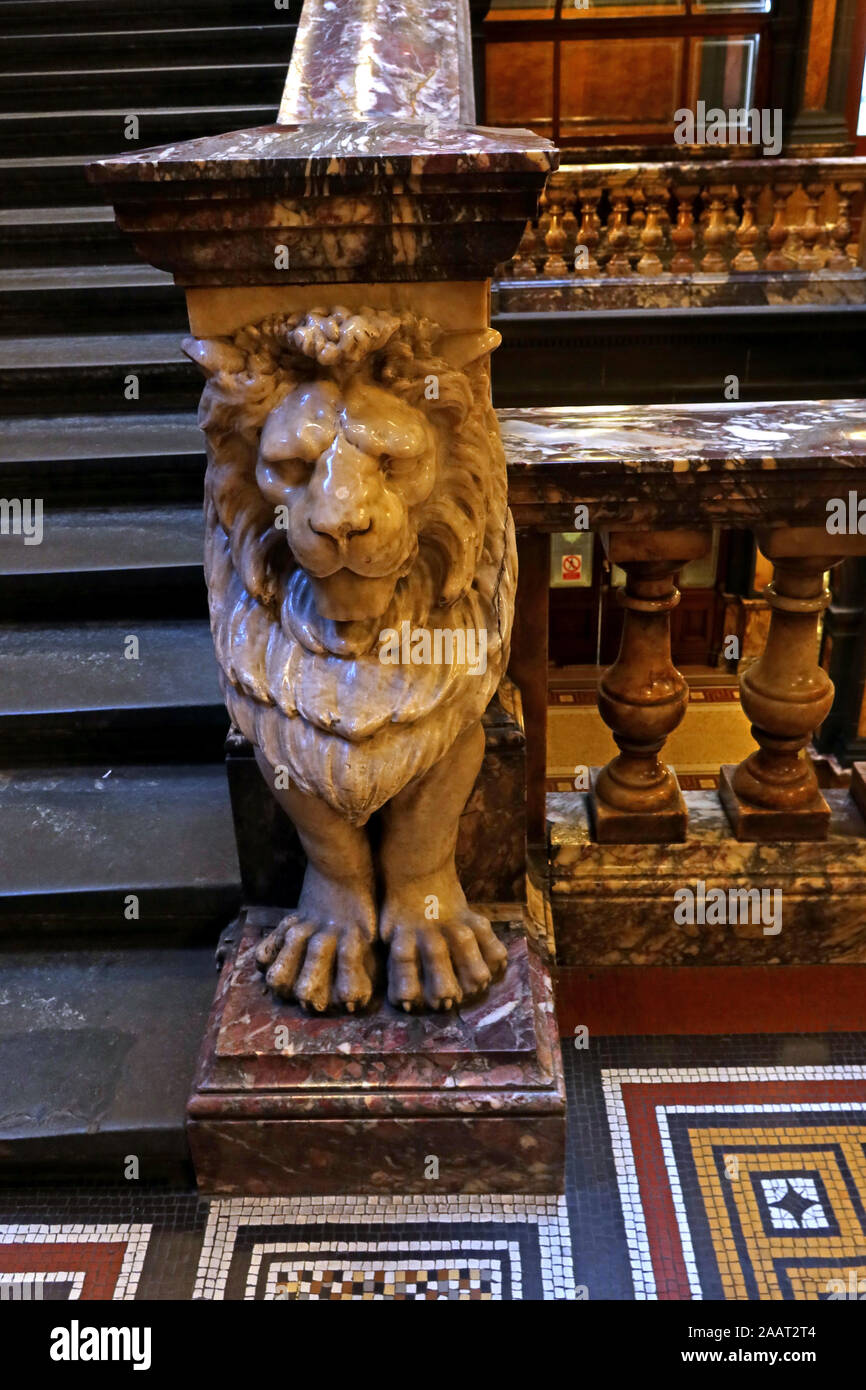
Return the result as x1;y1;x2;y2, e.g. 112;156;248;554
0;0;301;1180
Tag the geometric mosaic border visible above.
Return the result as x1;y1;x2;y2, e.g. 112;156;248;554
194;1196;574;1300
0;1224;152;1300
602;1067;866;1301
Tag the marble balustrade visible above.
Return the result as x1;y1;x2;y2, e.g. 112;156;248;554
498;157;866;309
499;399;866;848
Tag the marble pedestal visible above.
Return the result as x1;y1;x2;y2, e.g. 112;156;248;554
187;907;565;1195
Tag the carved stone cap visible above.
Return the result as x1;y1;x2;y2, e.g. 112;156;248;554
86;119;558;287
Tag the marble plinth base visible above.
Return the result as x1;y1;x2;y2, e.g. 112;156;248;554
719;764;831;842
226;683;527;909
549;788;866;966
187;907;564;1195
496;270;866;314
590;766;687;844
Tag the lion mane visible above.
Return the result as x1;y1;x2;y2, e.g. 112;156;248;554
185;306;517;825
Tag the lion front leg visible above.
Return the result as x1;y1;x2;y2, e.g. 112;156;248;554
253;750;378;1012
378;721;508;1012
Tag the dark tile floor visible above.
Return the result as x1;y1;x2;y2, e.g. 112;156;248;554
2;1034;865;1300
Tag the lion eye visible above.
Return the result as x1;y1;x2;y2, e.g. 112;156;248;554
274;457;312;485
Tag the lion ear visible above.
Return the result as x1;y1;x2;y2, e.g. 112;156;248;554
433;328;501;371
182;336;247;377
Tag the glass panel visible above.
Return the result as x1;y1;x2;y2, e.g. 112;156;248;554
679;530;720;588
485;42;555;135
560;37;684;137
611;531;720;588
562;0;685;15
690;35;760;113
487;2;557;17
550;533;594;588
693;1;771;12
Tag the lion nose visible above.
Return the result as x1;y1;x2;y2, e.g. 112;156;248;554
305;438;379;543
308;515;372;543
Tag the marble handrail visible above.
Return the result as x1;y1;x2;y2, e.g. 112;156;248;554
500;399;866;531
279;0;476;125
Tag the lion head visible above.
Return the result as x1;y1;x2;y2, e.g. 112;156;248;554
184;306;516;824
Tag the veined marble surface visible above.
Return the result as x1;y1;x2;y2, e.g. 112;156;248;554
86;119;555;286
279;0;476;125
499;400;866;471
88;119;555;184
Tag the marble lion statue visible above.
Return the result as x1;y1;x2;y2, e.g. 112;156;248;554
184;305;515;1014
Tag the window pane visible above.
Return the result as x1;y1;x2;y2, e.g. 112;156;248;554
562;0;685;15
487;2;557;16
690;34;760;111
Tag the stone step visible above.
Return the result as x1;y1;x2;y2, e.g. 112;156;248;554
0;410;204;506
0;263;187;331
0;762;240;936
0;332;198;413
1;23;295;71
0;410;203;504
0;205;135;267
0;939;218;1180
0;501;205;618
0;0;300;34
0;617;226;762
0;65;286;111
0;153;109;205
0;103;278;155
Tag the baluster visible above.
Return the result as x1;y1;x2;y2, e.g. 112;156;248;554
764;179;796;271
826;179;861;272
561;185;579;261
700;186;730;272
670;182;698;275
629;186;646;262
720;529;844;841
537;185;551;246
636;179;668;276
591;530;711;843
724;187;739;235
511;218;538;278
606;188;634;276
797;181;826;271
573;184;601;276
543;193;569;277
732;183;760;272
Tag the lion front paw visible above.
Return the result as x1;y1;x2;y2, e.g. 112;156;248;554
381;897;508;1013
256;914;376;1013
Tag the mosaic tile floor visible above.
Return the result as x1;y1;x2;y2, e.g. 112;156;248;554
2;1035;865;1300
